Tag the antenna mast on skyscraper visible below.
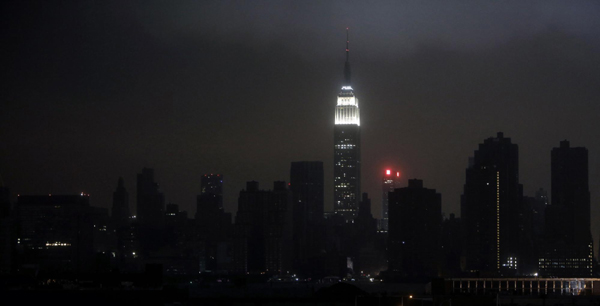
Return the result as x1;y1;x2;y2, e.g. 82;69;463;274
344;27;351;86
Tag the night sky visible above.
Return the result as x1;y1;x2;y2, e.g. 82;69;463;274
2;1;600;245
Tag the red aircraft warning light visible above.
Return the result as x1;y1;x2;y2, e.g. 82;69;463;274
386;169;391;175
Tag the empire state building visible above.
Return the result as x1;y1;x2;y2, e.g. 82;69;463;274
333;29;361;221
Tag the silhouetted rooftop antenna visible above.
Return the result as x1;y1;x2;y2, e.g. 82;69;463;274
344;27;351;86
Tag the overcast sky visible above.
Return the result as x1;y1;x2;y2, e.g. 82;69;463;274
2;0;600;244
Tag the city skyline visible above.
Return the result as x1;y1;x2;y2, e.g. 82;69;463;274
2;1;600;245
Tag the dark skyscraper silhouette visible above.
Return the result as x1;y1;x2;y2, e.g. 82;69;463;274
290;161;324;276
541;140;592;277
196;174;225;221
388;179;441;280
112;177;130;229
136;168;165;255
333;29;361;221
111;178;135;269
196;174;232;273
200;174;224;210
0;187;11;273
381;169;400;232
233;181;292;275
354;192;386;276
16;195;94;275
461;132;523;276
136;168;165;227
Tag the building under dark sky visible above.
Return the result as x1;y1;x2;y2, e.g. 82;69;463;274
461;132;523;276
233;181;292;274
200;174;223;210
290;161;324;275
333;30;361;221
16;194;94;274
388;179;441;280
111;177;129;230
381;169;400;232
541;140;593;277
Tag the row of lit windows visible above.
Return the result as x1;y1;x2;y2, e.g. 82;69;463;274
496;171;500;269
540;258;591;262
335;144;355;149
45;242;71;247
540;265;592;269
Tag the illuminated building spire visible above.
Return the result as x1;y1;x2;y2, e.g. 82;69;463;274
333;28;360;222
344;27;351;86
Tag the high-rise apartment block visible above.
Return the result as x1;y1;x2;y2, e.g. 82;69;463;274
196;174;232;273
540;140;592;277
200;174;223;210
388;179;441;279
112;177;130;229
136;168;165;255
461;132;523;276
136;168;165;227
16;194;94;274
233;181;292;275
290;161;324;275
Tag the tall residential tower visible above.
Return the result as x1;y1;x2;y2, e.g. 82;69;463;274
333;29;361;221
541;140;592;277
461;132;523;276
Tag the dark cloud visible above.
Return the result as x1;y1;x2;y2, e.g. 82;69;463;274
1;1;599;243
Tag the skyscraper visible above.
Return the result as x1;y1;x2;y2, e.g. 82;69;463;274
461;132;523;276
381;169;400;232
233;181;292;275
333;29;361;221
290;161;324;275
112;177;130;229
136;168;165;227
0;187;11;273
16;194;94;274
388;179;442;279
551;141;590;243
111;177;135;269
196;174;231;273
136;168;165;255
196;173;227;239
540;140;592;277
200;174;223;210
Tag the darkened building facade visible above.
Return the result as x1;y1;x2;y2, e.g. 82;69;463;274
540;140;592;277
290;161;324;277
196;174;232;273
355;192;386;276
233;181;292;275
111;178;140;272
440;213;462;277
461;132;524;276
112;177;130;229
16;195;94;275
381;169;400;232
136;168;165;256
388;179;441;280
519;188;548;276
0;187;12;273
333;29;361;221
136;168;165;227
200;174;224;209
111;177;136;270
